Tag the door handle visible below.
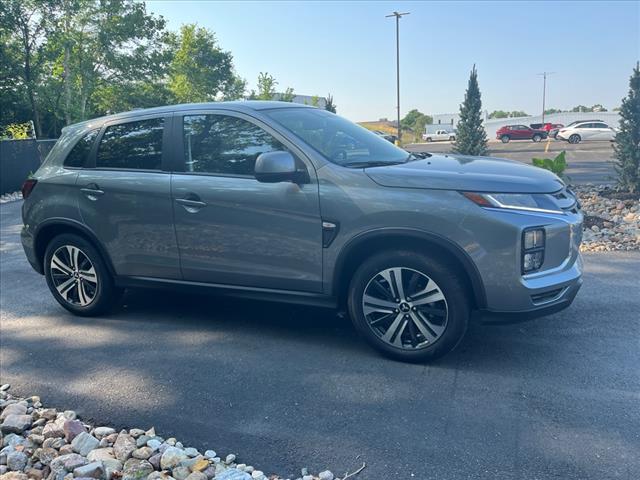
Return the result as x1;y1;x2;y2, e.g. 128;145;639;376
80;183;104;200
176;195;207;212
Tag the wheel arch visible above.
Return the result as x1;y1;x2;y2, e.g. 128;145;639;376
333;228;486;310
34;219;116;276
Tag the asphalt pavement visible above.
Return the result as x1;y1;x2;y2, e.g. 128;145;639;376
405;140;617;185
1;200;639;480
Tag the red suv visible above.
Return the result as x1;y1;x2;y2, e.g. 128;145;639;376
496;125;548;143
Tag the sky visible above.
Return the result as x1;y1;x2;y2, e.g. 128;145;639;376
147;0;640;122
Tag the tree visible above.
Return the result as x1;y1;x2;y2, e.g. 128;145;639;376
254;72;277;100
280;87;295;102
544;108;563;115
489;110;528;119
590;104;607;112
400;109;433;141
325;93;336;113
452;65;488;156
613;63;640;192
571;105;589;112
167;23;237;103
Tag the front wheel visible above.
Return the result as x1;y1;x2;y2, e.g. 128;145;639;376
348;250;469;362
44;233;117;316
568;134;581;144
425;137;432;142
449;136;456;141
501;135;510;143
532;134;542;142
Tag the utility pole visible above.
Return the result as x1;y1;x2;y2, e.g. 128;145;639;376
386;11;409;145
538;71;556;123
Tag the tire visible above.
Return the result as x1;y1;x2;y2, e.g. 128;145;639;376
425;137;432;142
347;250;469;362
569;134;581;144
532;134;542;142
501;135;510;143
449;136;456;141
44;233;117;316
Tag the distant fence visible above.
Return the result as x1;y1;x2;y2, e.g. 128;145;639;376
0;139;57;195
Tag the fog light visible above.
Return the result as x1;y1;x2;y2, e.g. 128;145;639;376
524;229;545;249
522;228;546;274
523;251;544;272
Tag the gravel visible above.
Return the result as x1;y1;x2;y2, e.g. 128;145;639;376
574;185;640;252
0;387;344;480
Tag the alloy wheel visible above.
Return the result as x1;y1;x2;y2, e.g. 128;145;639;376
50;245;98;306
362;267;448;350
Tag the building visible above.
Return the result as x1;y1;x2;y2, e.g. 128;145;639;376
271;93;327;109
426;111;621;138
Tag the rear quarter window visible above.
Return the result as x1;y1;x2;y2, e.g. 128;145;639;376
64;129;99;168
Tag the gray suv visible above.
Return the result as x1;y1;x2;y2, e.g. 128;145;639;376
21;101;583;361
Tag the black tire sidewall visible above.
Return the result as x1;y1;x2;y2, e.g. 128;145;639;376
348;251;469;362
44;233;114;316
533;134;541;142
501;135;510;143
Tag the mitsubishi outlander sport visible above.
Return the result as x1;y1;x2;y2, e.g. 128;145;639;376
21;101;584;361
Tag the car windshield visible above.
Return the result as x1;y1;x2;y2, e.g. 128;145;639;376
264;107;409;167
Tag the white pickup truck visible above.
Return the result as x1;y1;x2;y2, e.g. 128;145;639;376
422;130;456;142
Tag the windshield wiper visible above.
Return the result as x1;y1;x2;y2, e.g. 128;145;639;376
342;160;406;168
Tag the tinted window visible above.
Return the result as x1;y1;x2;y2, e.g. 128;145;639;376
183;115;286;175
64;130;98;167
593;123;608;128
576;123;592;129
265;108;409;166
97;118;164;170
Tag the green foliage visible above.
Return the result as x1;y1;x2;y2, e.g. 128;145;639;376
532;151;567;178
310;95;320;107
613;63;640;193
280;87;295;102
400;109;432;142
325;93;337;113
167;24;237;103
570;104;607;113
488;110;528;119
544;108;563;115
0;122;33;140
453;65;488;156
253;72;278;100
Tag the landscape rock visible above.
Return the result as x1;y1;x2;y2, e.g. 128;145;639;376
72;462;104;479
1;416;33;434
71;433;99;457
183;472;206;480
0;473;28;480
92;428;115;439
1;405;27;422
159;448;187;471
42;424;64;440
214;470;251;480
122;460;153;480
170;467;190;480
63;421;85;443
6;452;27;472
113;435;136;463
86;449;114;463
131;448;152;461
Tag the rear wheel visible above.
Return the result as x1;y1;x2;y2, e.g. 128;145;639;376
569;134;581;144
44;233;117;316
501;135;510;143
348;250;469;362
532;134;542;142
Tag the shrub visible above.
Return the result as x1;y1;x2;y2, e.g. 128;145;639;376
532;151;567;179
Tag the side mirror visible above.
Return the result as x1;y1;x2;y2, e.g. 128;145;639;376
254;151;304;183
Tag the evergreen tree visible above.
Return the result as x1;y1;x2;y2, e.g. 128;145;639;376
452;65;488;156
325;93;337;113
613;62;640;193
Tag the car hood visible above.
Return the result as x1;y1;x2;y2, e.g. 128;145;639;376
364;154;564;193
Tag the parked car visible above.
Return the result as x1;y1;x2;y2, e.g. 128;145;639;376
21;101;583;362
556;121;617;144
547;124;565;138
422;130;456;142
496;125;548;143
372;130;397;144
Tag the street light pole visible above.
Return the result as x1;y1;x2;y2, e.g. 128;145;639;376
386;11;409;145
538;71;556;124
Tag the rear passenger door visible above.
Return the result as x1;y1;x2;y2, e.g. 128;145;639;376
76;114;181;279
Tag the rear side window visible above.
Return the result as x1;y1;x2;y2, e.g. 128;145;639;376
64;129;98;168
183;114;285;176
97;118;164;170
593;123;608;128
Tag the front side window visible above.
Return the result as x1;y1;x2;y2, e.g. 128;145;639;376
64;129;98;167
593;123;608;129
264;108;408;166
183;114;286;175
97;118;164;170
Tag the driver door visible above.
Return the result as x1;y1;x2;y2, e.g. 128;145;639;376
170;111;323;292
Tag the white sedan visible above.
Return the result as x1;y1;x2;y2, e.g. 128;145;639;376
557;121;617;144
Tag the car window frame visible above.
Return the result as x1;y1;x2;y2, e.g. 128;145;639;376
170;109;315;182
86;113;172;173
62;128;100;170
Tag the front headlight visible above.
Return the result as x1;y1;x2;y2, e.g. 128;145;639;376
461;191;563;214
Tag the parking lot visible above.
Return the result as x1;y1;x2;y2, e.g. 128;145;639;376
405;140;617;185
1;199;638;479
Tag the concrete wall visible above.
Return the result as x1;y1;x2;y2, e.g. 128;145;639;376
0;139;57;195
